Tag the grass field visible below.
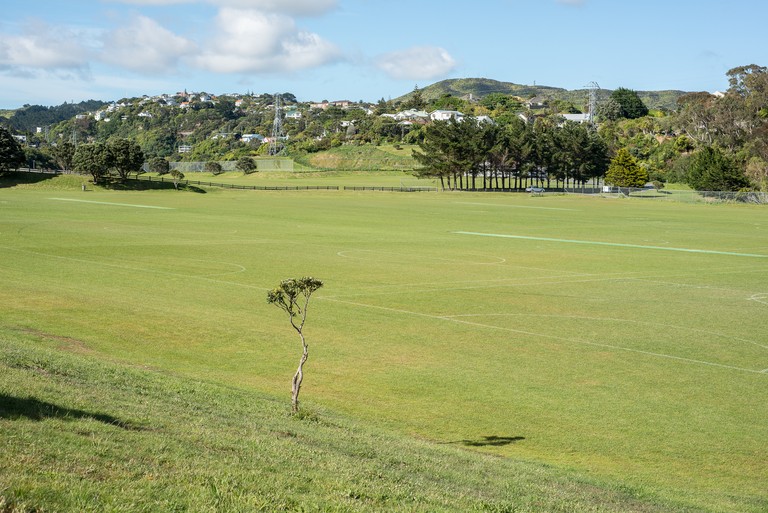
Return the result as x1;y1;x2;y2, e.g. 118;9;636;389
1;172;767;512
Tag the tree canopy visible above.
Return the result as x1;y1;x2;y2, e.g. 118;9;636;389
609;88;649;120
605;148;649;188
0;127;26;174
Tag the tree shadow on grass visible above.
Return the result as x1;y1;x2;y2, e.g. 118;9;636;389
441;435;526;447
0;171;58;189
106;178;206;193
0;394;146;431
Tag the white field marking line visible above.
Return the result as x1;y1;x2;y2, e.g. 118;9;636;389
321;273;612;300
445;313;768;351
454;232;768;258
453;201;580;212
337;249;506;265
321;297;766;375
749;294;768;306
0;245;268;292
49;197;174;210
337;247;590;276
323;262;766;300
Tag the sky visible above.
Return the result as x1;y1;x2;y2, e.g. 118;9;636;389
1;0;766;109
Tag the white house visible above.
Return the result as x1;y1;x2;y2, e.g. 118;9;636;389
241;134;265;144
561;113;590;124
430;110;464;121
285;109;302;120
395;109;429;121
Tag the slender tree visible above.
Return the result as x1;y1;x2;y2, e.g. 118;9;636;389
169;169;184;190
267;277;324;414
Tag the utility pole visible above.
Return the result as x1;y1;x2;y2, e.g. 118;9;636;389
269;93;285;156
586;81;600;124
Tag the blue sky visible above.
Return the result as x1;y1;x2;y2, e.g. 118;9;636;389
1;0;765;108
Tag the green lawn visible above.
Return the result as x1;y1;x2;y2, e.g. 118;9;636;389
2;173;767;512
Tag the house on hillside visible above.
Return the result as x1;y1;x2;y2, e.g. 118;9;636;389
430;110;464;121
395;109;429;122
525;97;548;109
561;113;590;124
241;134;265;144
285;108;302;120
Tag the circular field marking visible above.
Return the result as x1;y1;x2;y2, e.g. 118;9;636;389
337;249;506;265
137;257;247;277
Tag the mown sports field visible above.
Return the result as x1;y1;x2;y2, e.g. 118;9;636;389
1;173;767;512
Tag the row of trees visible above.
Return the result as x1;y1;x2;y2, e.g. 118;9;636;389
412;117;613;190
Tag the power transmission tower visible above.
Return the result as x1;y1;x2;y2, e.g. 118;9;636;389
269;93;285;156
586;82;600;124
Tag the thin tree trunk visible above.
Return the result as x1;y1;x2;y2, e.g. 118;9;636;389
291;333;308;413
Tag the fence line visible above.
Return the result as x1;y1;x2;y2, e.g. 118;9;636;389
9;170;767;203
343;186;437;192
136;175;338;191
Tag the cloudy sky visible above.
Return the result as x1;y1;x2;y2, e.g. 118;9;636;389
1;0;766;108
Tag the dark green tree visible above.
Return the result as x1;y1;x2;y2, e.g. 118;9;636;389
404;85;426;110
412;118;484;190
266;277;324;414
148;156;170;175
0;127;26;174
610;88;649;119
204;161;223;175
73;142;112;184
605;148;649;188
108;138;145;181
686;147;750;191
51;141;76;171
236;156;257;174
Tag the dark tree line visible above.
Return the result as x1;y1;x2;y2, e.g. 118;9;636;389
412;117;609;191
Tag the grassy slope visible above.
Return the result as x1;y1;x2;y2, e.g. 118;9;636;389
1;175;767;512
1;329;688;513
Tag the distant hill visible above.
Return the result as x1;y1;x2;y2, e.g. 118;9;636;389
399;78;688;112
1;100;108;133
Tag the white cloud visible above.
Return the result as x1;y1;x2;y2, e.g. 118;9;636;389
195;8;341;74
101;15;196;74
0;21;89;70
107;0;338;16
375;46;457;81
208;0;337;16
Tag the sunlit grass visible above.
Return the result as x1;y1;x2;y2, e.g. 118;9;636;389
1;178;767;512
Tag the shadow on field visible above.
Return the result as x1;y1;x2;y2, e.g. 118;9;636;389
110;178;207;193
0;394;145;431
442;435;526;447
0;171;57;188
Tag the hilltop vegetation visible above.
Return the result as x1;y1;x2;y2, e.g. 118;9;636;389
397;78;686;112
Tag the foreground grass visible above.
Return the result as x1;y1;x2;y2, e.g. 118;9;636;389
1;176;767;512
0;329;688;513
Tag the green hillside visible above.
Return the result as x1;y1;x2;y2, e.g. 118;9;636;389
1;328;691;513
403;78;687;111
